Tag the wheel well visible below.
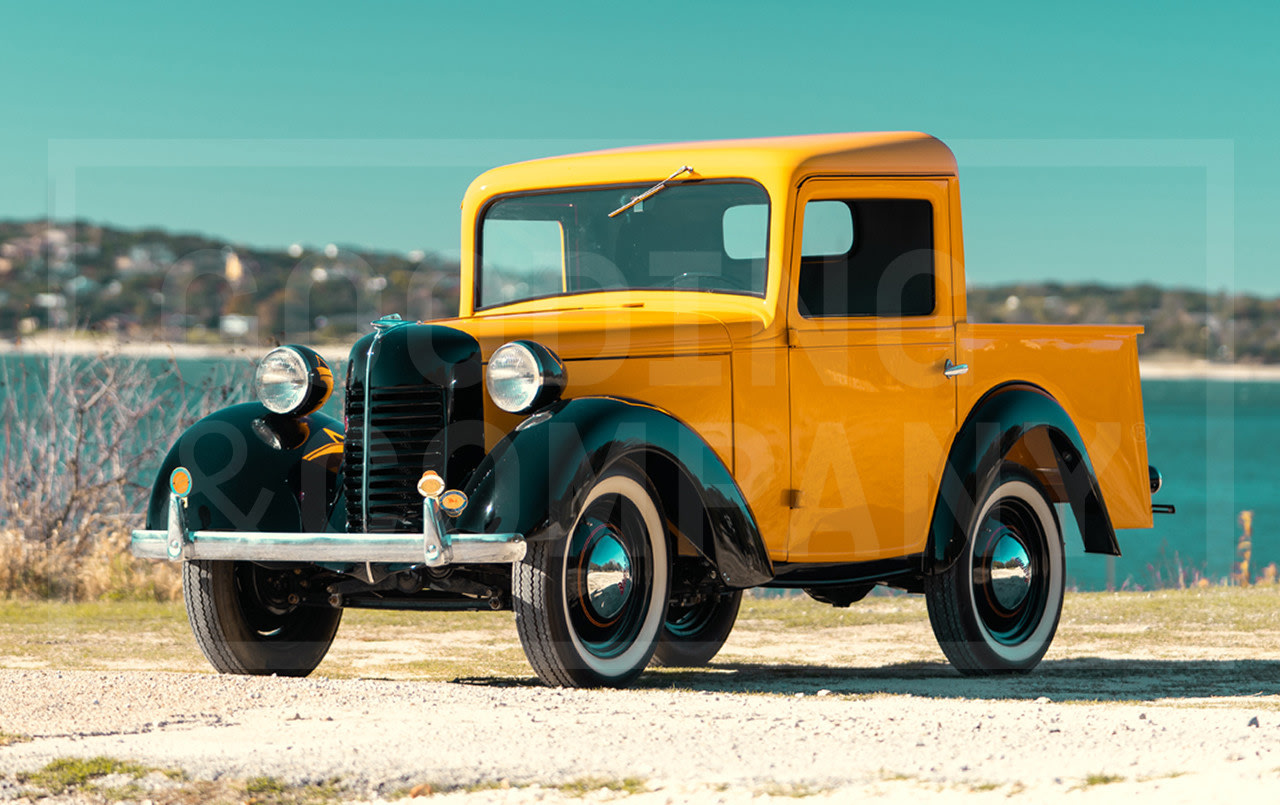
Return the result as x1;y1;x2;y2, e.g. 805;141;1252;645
960;381;1081;507
634;447;716;563
631;449;721;583
1002;431;1069;504
930;382;1118;569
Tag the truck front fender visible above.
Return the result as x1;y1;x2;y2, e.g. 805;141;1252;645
455;396;773;588
144;403;345;534
928;385;1118;572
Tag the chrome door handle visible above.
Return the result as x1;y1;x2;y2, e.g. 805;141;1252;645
943;359;969;378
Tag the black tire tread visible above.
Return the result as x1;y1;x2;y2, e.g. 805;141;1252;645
181;559;340;677
183;559;251;675
513;540;576;687
924;561;986;674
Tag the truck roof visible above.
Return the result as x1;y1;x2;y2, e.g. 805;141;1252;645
465;132;957;200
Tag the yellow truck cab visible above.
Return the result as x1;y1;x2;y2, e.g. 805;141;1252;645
133;133;1164;688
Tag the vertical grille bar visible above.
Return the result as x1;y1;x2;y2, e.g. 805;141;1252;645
345;382;448;533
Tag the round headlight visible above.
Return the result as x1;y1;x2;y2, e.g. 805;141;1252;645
254;346;334;416
485;341;567;415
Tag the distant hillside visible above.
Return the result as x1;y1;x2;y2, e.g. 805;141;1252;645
966;283;1264;362
0;220;459;345
1;220;1273;361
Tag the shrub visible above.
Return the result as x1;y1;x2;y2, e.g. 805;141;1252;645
0;350;250;599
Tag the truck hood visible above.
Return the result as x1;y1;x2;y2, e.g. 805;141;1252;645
435;306;766;361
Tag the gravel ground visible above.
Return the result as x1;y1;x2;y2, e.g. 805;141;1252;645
3;667;1280;803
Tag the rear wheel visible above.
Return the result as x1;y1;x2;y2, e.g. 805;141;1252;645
652;589;742;667
183;560;341;677
513;461;670;688
925;466;1064;674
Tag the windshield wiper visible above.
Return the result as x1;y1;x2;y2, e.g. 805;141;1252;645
608;165;695;218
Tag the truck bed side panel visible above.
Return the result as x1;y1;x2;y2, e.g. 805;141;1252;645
955;323;1153;531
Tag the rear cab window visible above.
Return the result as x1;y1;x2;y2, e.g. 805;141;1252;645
797;198;936;318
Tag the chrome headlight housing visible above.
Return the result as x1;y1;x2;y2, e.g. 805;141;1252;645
485;340;567;415
254;346;334;416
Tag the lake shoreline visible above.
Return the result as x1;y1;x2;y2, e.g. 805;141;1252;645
1137;360;1280;381
6;334;1280;380
0;334;352;364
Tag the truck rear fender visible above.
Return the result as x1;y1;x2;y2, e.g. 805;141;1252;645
928;384;1118;572
144;403;345;534
455;396;774;588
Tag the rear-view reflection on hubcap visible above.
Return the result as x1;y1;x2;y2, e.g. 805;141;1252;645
989;528;1032;611
585;532;632;620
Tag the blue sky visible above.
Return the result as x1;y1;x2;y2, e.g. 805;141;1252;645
2;1;1275;292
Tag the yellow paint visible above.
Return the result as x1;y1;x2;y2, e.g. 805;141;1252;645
458;132;954;323
784;177;958;562
316;364;334;403
440;133;1152;565
955;322;1151;530
302;428;344;462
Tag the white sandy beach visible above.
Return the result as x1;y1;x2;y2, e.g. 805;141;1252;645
0;333;352;364
1136;358;1280;381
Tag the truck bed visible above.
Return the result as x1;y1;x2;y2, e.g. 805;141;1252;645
955;322;1152;531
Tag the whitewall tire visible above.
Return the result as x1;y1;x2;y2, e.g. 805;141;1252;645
513;461;670;687
925;466;1064;674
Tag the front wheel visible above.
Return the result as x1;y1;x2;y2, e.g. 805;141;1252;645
183;560;342;677
925;467;1064;675
513;461;670;688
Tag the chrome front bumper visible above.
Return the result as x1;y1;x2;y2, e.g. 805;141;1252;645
130;494;526;567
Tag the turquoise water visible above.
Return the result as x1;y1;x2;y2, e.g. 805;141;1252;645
1106;378;1276;591
0;354;1265;591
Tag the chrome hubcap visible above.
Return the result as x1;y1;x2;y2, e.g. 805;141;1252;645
585;533;632;620
989;528;1033;610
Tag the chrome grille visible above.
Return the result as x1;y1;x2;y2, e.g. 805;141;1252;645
344;382;447;533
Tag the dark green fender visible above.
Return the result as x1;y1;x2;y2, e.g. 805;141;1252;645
144;403;345;534
455;396;774;589
928;384;1118;572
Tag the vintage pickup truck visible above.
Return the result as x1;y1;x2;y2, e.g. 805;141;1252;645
133;132;1164;687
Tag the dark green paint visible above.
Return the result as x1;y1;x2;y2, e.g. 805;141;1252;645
144;403;344;534
346;323;484;490
347;322;481;389
929;385;1119;572
456;396;774;589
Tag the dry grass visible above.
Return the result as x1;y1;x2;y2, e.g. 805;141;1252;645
17;757;150;795
4;588;1280;688
6;760;651;805
0;526;182;602
9;758;343;804
0;599;199;672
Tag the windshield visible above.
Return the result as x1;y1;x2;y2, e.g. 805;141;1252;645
477;181;769;309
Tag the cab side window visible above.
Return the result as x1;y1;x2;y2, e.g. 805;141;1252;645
797;199;935;318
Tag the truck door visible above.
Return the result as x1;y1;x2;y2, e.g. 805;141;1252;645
787;178;958;563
